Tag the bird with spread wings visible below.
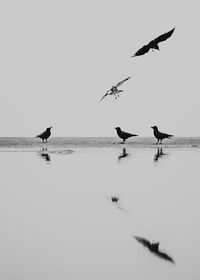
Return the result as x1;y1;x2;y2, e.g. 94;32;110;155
132;28;175;57
100;76;131;102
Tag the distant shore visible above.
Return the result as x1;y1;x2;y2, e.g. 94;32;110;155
0;137;200;149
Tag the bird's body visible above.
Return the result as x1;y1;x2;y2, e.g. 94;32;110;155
35;127;52;143
151;126;173;144
115;127;138;143
100;76;131;101
132;28;175;57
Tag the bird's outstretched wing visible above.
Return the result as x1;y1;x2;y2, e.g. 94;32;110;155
115;76;131;87
156;251;175;263
153;28;175;44
99;90;110;102
132;44;151;57
134;236;151;248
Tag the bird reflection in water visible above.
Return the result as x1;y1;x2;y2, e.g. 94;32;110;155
39;148;51;163
134;236;175;264
118;148;130;162
154;148;167;163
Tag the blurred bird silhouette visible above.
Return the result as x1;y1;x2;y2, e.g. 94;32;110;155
115;127;138;143
154;148;167;162
118;148;130;161
111;196;119;203
134;236;175;263
132;28;175;57
100;76;131;101
35;127;52;143
151;126;173;144
39;148;51;162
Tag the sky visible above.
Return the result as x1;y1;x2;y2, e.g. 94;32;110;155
0;0;199;137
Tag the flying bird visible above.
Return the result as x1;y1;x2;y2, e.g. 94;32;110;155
115;127;138;143
100;76;131;101
39;148;51;162
134;236;175;263
35;127;52;143
132;28;175;57
151;126;173;144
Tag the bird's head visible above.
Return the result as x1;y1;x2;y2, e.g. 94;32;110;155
115;127;121;131
151;126;158;131
48;126;53;130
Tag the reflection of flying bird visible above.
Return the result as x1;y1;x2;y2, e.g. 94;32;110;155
134;236;175;263
118;148;130;161
115;127;138;143
151;126;173;144
154;148;167;162
35;127;52;143
100;76;131;101
132;28;175;57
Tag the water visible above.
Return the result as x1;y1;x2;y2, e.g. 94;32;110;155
0;140;200;279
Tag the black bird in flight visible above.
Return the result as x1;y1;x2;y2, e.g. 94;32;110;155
111;196;119;203
100;76;131;101
35;127;52;143
151;126;173;144
134;236;175;264
132;28;175;57
115;127;138;143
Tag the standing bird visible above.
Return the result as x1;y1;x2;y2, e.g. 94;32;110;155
151;126;173;144
35;127;52;143
115;127;138;143
100;76;131;101
132;28;175;57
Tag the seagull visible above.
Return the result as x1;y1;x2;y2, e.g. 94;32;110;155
134;236;175;263
132;28;175;57
151;126;173;144
100;76;131;101
115;127;138;143
35;127;52;143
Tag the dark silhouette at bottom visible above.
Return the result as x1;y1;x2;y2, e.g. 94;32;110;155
134;236;175;263
118;148;130;161
39;148;51;162
154;148;167;162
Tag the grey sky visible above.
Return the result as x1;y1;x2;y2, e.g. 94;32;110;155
0;0;199;136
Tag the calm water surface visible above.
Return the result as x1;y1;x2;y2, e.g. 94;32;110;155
0;147;199;279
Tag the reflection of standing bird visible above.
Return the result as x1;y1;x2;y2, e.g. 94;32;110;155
154;148;167;162
151;126;173;144
134;236;175;263
115;127;138;143
100;76;131;101
35;127;52;143
39;148;51;162
132;28;175;57
118;148;130;161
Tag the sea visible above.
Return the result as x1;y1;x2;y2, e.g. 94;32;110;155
0;137;200;279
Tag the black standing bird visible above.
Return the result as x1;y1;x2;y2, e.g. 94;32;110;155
115;127;138;143
132;28;175;57
35;127;52;143
134;236;175;263
151;126;173;144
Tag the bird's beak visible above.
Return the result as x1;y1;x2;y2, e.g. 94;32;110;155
151;126;153;129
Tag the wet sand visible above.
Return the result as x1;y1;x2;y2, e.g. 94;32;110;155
0;147;199;279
